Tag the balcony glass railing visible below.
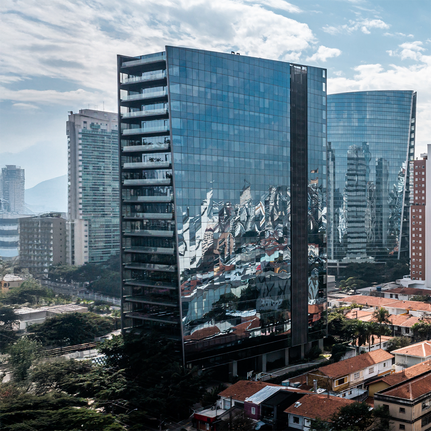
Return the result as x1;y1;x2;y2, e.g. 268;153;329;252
122;195;173;203
122;71;166;85
122;125;169;135
121;89;167;102
122;143;170;153
123;178;171;186
123;161;171;169
124;246;175;255
123;263;177;272
125;311;179;324
122;108;168;119
123;229;174;238
122;52;166;68
122;213;173;220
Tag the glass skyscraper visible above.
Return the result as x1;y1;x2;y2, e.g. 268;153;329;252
67;110;119;265
118;47;327;373
327;91;416;263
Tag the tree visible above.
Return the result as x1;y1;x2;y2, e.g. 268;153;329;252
330;401;374;431
412;322;431;342
29;312;116;347
0;306;19;353
386;336;411;352
339;277;368;292
373;307;391;348
2;279;54;305
8;337;42;382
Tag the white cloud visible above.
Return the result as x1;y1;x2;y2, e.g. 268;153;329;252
243;0;302;13
306;46;341;63
387;41;426;62
323;17;389;35
12;103;40;110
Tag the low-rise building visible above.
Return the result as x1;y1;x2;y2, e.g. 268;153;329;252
1;274;23;293
374;370;431;431
284;394;355;430
367;360;431;397
392;340;431;370
307;349;394;394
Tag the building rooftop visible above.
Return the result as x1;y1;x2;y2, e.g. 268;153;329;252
245;385;282;405
392;340;431;358
382;373;431;400
218;380;279;402
316;349;394;379
375;360;431;387
284;394;355;421
2;274;23;282
340;296;431;313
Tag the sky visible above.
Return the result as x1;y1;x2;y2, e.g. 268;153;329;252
0;0;430;188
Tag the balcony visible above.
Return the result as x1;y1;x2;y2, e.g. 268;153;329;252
122;125;169;136
123;263;177;272
123;230;174;238
121;89;167;103
121;108;168;120
124;279;177;289
123;161;171;170
123;178;171;187
124;246;175;255
123;213;174;220
122;143;170;153
121;53;166;69
122;70;166;85
122;195;173;203
124;295;178;307
125;311;179;325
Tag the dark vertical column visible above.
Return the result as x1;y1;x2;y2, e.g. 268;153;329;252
290;65;308;347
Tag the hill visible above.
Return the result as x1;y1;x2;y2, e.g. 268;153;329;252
25;175;67;213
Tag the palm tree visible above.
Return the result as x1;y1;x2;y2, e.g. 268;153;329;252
373;307;391;348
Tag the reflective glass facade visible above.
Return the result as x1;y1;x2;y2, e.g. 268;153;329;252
118;47;327;370
327;91;416;262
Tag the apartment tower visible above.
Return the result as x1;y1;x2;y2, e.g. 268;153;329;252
67;110;119;265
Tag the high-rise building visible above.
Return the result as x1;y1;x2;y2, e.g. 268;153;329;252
66;110;119;265
118;47;327;373
0;165;25;214
409;144;430;285
327;91;416;263
19;213;66;275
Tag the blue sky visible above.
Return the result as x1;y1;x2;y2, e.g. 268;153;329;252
0;0;430;188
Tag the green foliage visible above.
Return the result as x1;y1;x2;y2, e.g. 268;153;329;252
217;411;256;431
330;401;374;431
331;343;349;362
410;295;431;302
412;322;431;342
1;280;54;305
201;383;226;407
8;337;42;382
99;333;206;420
339;277;368;292
0;306;18;327
28;312;116;347
0;389;125;431
385;336;411;352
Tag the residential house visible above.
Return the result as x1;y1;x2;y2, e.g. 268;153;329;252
379;287;431;301
218;380;279;410
368;360;431;397
284;394;355;430
374;371;431;431
0;274;23;294
307;349;394;394
392;340;431;370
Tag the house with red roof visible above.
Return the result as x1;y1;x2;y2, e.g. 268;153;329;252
392;340;431;369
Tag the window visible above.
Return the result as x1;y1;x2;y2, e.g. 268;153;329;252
251;407;256;415
354;372;360;379
336;377;347;386
369;367;374;374
399;425;405;430
399;407;405;413
423;401;431;411
293;417;300;424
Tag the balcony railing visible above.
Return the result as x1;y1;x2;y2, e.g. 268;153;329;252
121;108;168;119
124;295;178;307
123;213;174;220
123;230;174;238
122;71;166;85
123;161;171;170
122;125;169;136
125;311;179;325
123;263;177;272
124;279;177;288
121;53;166;68
121;89;167;102
122;195;173;203
124;246;175;255
122;143;170;153
123;178;171;186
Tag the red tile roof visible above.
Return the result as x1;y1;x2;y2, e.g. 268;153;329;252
316;349;394;379
383;373;431;400
340;296;397;308
284;394;355;421
378;360;431;386
184;326;220;341
392;340;431;358
218;380;279;402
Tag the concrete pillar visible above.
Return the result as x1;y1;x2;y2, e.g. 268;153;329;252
285;348;290;366
262;354;267;373
300;344;305;360
319;338;324;351
231;360;238;377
